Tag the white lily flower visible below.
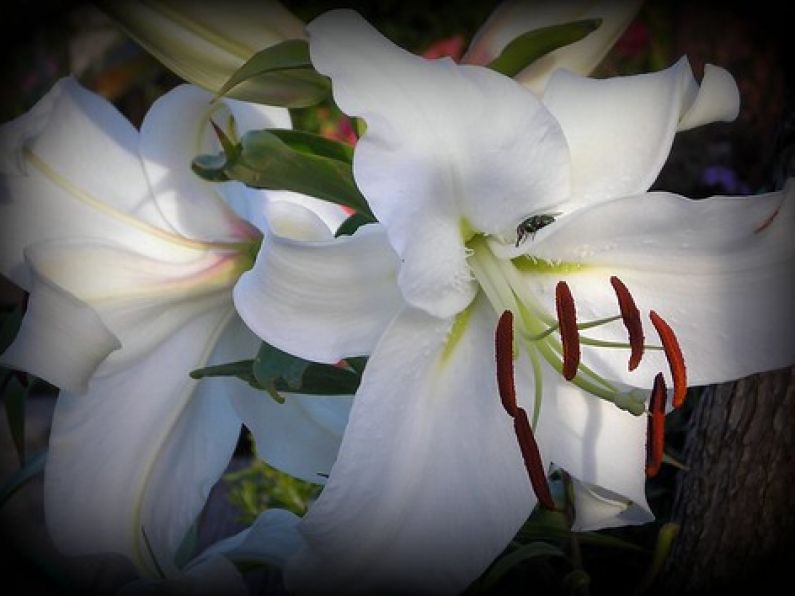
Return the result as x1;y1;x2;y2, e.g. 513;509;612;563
97;0;307;103
464;0;643;94
0;78;350;577
232;10;795;594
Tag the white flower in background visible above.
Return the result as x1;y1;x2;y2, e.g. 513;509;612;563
0;78;350;577
233;10;795;595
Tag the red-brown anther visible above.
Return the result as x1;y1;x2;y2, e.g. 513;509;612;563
495;311;518;418
610;276;645;371
514;407;556;510
649;311;687;408
645;373;667;478
555;281;580;381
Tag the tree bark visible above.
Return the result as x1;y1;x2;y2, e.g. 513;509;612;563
658;367;795;594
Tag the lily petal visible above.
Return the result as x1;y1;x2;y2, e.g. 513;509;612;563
531;366;651;528
139;84;277;242
0;77;173;288
466;1;642;93
192;509;304;570
0;266;119;393
23;239;240;364
308;9;570;318
210;317;353;484
569;478;653;532
519;185;795;387
542;58;739;206
44;306;241;576
234;223;402;364
287;300;536;595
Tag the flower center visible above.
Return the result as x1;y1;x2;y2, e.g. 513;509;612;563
467;234;687;459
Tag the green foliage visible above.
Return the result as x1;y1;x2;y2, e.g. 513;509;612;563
335;212;374;237
190;342;364;403
215;39;331;108
3;375;30;465
225;438;321;524
192;128;374;218
0;450;46;508
1;303;29;465
468;472;652;595
487;19;603;77
252;342;312;403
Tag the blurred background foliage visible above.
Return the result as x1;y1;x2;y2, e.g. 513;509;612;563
0;1;792;594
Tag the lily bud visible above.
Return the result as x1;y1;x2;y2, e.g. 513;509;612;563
97;0;325;106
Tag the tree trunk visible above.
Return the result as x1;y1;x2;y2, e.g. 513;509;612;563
658;367;795;594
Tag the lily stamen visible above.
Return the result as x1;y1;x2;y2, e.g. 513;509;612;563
649;311;687;408
495;310;519;417
514;407;556;510
645;373;667;478
494;312;555;509
610;276;645;371
555;281;580;380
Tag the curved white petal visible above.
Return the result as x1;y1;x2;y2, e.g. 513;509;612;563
193;509;304;569
0;268;119;393
531;366;650;526
0;78;176;288
266;189;349;235
677;64;740;131
570;478;653;532
308;9;570;318
518;185;795;388
241;391;353;484
44;306;241;576
467;1;642;92
286;300;535;595
139;85;268;242
542;58;739;206
234;223;402;364
264;199;336;241
209;318;353;483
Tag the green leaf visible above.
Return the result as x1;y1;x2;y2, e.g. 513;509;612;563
191;355;362;398
215;39;331;108
0;303;23;353
283;364;360;396
267;129;354;163
190;359;259;387
343;357;368;376
635;523;680;594
476;542;565;593
3;374;29;465
194;129;375;218
335;212;373;237
0;450;46;508
562;568;591;595
191;152;232;182
487;19;603;77
518;512;646;553
253;342;312;403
